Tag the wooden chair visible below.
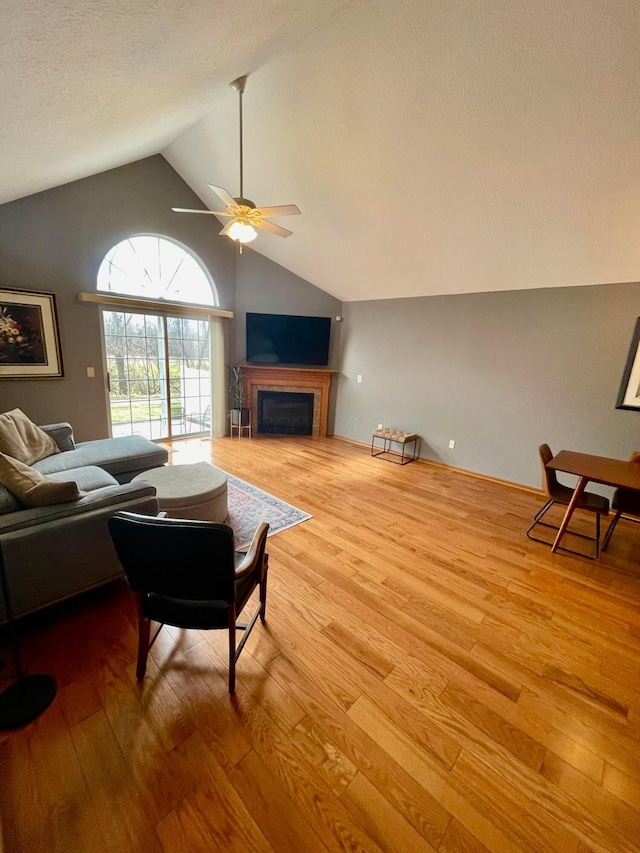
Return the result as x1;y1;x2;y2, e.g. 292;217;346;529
108;512;269;692
601;451;640;551
526;444;609;559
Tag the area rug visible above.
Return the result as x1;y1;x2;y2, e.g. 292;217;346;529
226;474;312;549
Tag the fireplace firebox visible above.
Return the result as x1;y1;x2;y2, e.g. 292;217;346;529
257;391;314;435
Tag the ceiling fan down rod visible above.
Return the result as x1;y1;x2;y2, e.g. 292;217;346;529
230;75;248;202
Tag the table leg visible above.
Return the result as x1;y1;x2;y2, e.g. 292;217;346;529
551;476;588;553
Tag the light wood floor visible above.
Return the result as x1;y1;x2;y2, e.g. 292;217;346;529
2;436;640;852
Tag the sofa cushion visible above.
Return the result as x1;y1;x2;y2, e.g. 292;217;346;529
48;465;119;492
0;452;85;508
0;408;60;465
0;479;158;535
0;465;114;517
34;435;168;480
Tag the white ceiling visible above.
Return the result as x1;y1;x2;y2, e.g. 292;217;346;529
2;0;639;301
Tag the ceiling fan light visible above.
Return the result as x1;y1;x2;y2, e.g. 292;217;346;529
228;220;257;243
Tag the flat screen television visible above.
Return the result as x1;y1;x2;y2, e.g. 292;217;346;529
246;312;331;366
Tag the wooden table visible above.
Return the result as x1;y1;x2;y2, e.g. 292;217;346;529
547;450;640;553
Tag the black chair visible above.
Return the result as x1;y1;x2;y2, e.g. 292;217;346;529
526;444;609;559
108;512;269;692
601;452;640;551
187;404;211;432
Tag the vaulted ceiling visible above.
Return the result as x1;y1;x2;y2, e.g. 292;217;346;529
2;0;639;301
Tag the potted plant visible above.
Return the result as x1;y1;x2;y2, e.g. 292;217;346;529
227;364;250;427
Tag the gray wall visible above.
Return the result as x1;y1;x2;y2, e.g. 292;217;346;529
336;282;640;488
0;156;236;440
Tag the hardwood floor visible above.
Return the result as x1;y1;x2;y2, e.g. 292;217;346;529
1;435;640;852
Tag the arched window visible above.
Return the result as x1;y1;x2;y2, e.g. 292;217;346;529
96;235;226;442
97;234;218;306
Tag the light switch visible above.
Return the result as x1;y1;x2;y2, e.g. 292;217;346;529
357;374;362;383
86;367;95;378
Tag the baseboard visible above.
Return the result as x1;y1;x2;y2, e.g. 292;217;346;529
331;434;543;497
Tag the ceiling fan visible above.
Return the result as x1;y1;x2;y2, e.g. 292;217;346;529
172;74;301;249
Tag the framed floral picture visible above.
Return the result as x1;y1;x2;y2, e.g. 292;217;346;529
0;288;64;378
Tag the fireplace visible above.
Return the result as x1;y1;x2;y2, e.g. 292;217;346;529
240;364;337;437
257;391;314;435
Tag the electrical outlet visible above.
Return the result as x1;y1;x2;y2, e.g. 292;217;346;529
378;423;383;429
448;439;456;449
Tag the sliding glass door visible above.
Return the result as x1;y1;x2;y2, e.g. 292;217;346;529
103;310;211;440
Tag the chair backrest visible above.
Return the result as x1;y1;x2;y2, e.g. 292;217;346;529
108;511;237;602
539;443;559;495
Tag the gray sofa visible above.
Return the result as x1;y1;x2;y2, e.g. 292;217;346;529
0;423;168;620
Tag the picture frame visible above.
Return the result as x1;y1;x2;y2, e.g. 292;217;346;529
0;288;64;379
616;317;640;410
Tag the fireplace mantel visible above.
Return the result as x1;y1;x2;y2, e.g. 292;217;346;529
240;364;338;438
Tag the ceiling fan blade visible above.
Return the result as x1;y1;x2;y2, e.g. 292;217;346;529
255;204;301;218
208;184;236;209
255;219;294;238
172;207;220;215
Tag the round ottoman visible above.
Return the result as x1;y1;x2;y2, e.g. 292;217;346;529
133;462;228;522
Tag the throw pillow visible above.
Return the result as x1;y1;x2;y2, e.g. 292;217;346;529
0;408;60;465
0;453;84;508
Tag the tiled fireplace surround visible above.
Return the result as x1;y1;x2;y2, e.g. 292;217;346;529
241;364;337;438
